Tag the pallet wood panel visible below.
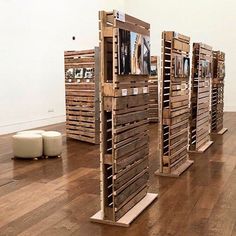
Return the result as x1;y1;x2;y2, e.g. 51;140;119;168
91;10;157;226
211;51;227;134
155;31;194;177
64;48;100;144
189;43;213;152
148;56;160;122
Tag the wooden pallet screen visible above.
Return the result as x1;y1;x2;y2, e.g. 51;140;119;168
189;43;213;152
148;56;160;122
156;31;194;177
64;49;100;144
211;51;227;134
91;10;157;226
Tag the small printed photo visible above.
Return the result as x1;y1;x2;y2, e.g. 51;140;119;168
150;65;157;76
84;67;94;78
130;31;143;74
174;55;183;77
201;60;207;77
65;68;74;80
74;68;84;78
119;29;131;75
183;57;190;77
142;35;151;75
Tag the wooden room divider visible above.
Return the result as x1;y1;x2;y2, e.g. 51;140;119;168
90;10;157;227
211;51;227;134
155;31;194;177
64;49;100;144
189;43;213;152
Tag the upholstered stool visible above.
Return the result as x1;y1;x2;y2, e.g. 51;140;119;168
12;133;43;159
42;131;62;158
17;130;45;135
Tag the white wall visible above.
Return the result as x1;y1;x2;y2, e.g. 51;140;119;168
0;0;234;135
124;0;236;111
0;0;124;135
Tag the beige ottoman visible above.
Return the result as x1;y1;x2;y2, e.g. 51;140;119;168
17;130;45;135
42;131;62;157
12;133;43;159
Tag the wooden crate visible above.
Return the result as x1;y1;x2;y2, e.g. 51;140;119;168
155;31;194;177
189;43;213;152
211;51;227;134
64;48;100;144
148;56;160;122
90;10;157;227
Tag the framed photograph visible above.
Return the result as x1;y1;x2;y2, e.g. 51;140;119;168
130;32;142;74
174;55;183;77
183;57;190;77
119;29;131;75
74;68;84;79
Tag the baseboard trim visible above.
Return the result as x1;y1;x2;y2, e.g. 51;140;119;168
0;115;66;135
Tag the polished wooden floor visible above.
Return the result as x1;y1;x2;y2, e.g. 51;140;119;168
0;113;236;236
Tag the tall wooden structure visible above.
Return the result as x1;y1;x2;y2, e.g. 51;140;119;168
211;51;227;134
189;43;213;152
155;31;194;177
148;56;160;122
91;10;157;227
64;49;100;144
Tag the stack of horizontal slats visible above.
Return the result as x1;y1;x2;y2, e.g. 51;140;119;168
189;43;212;152
157;31;193;177
99;10;152;222
211;51;225;133
64;49;100;144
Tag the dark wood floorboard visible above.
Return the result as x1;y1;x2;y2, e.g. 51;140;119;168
0;113;235;236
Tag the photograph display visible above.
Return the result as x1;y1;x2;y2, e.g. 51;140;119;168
174;55;183;77
74;68;84;79
219;62;225;78
201;60;212;78
65;68;74;80
119;29;150;75
183;57;190;77
150;64;157;76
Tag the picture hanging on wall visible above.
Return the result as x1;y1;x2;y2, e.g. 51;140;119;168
174;55;183;77
183;57;190;77
119;29;150;75
74;68;84;79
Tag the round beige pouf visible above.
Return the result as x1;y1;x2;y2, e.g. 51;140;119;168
42;131;62;157
12;133;43;159
17;130;45;135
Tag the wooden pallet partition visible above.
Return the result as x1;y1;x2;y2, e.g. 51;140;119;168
211;51;227;134
64;48;100;144
189;43;213;152
148;56;160;122
155;31;194;177
91;10;157;227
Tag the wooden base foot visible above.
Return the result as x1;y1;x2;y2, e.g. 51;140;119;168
90;193;158;227
189;141;214;153
218;127;228;135
155;160;194;178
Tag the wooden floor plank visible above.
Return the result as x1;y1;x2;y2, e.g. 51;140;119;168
0;113;235;235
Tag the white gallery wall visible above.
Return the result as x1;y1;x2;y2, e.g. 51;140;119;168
0;0;124;135
125;0;236;112
0;0;235;135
